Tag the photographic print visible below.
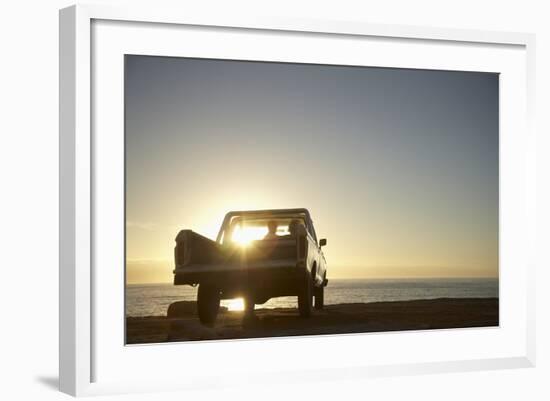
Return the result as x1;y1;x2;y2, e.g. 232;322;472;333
125;56;499;344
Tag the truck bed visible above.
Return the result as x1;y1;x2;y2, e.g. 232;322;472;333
173;230;301;287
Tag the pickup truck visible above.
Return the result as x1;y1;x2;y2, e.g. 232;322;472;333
173;208;328;325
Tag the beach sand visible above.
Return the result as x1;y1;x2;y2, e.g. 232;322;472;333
126;298;498;344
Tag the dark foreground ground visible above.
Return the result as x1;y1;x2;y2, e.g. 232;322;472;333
126;298;498;344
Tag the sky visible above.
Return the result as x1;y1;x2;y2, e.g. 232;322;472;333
125;55;499;284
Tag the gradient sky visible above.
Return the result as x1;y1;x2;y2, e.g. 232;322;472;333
125;55;499;284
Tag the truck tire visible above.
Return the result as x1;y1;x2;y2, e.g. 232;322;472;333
314;285;324;310
298;275;313;317
197;284;220;326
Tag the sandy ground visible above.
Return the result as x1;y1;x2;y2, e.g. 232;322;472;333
126;298;498;344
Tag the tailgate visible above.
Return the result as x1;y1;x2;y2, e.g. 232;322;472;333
174;234;299;284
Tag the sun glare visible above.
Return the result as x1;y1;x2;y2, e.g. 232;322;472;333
232;226;268;246
224;298;245;311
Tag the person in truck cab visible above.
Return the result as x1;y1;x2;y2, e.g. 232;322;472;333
264;220;278;240
288;219;301;237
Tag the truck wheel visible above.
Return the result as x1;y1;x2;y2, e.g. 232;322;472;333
314;285;324;310
197;284;220;326
298;275;313;317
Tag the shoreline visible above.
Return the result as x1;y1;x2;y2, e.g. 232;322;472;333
126;297;499;344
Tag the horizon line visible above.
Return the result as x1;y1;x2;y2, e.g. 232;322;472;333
126;275;499;286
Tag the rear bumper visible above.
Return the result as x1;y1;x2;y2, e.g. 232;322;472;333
173;260;307;298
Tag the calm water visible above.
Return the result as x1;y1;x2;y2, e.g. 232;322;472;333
126;278;498;317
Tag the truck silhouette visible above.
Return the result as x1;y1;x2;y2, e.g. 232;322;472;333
173;208;328;325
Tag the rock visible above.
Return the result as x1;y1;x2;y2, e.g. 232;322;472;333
167;301;198;317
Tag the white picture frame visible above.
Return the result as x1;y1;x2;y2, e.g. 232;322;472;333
59;4;536;397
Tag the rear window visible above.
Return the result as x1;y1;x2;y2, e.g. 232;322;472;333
222;216;306;245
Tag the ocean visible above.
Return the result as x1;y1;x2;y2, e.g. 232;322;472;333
126;277;498;317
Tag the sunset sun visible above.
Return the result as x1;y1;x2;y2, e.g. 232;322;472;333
231;225;268;246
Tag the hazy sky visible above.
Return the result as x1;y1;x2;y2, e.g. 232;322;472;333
125;55;498;283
